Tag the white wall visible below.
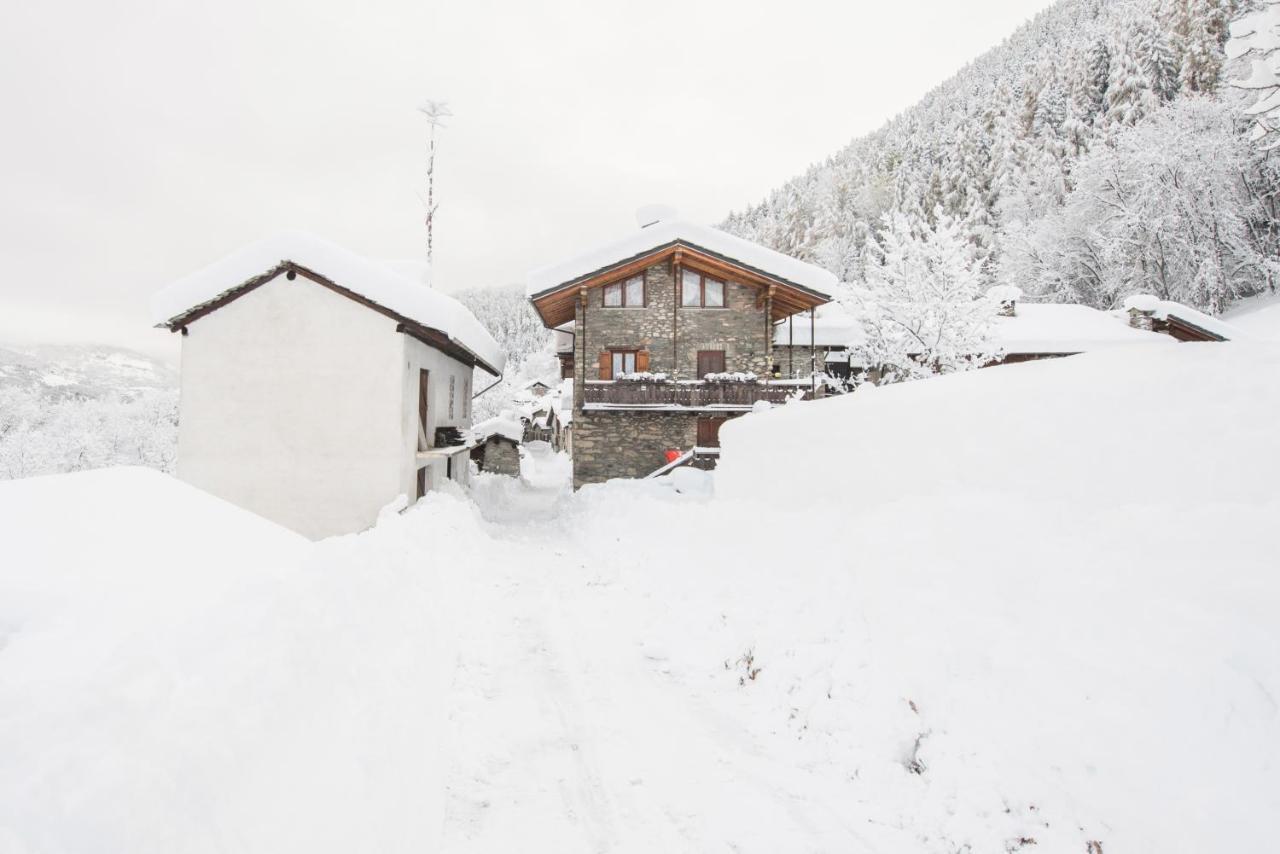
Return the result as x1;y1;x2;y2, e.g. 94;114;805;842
398;333;476;497
177;272;477;539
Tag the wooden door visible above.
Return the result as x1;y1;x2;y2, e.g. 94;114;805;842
697;350;725;378
696;417;724;448
418;369;430;449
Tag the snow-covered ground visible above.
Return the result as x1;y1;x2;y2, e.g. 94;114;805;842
2;342;1277;853
1224;290;1280;340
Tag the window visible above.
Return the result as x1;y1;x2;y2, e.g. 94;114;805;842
611;350;637;376
462;377;470;420
696;350;726;378
448;375;456;419
680;268;725;308
603;274;645;307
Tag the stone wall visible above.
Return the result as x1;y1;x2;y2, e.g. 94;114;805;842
475;436;521;476
772;344;826;378
568;259;772;487
574;261;772;386
573;410;701;487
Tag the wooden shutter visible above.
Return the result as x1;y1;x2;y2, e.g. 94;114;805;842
636;350;650;372
598;351;612;380
697;350;725;377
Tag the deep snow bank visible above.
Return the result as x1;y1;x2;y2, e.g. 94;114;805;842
2;343;1277;853
0;469;477;853
717;342;1278;509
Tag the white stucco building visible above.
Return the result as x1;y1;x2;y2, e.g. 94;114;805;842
152;232;505;540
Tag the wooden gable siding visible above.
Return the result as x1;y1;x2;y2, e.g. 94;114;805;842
530;242;828;329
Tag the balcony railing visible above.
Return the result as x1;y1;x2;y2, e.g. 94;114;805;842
583;380;821;410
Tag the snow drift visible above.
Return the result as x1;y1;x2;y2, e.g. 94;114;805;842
2;343;1277;853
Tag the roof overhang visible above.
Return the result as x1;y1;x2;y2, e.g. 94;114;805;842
158;261;502;376
528;240;831;329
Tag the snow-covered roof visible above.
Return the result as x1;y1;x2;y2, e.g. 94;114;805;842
152;231;505;375
773;309;866;348
526;219;838;298
1122;295;1241;341
1223;291;1280;340
995;303;1167;354
471;415;524;444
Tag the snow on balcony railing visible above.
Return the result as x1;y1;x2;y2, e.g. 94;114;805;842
583;380;819;410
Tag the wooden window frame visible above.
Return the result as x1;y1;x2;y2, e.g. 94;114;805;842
610;348;639;376
679;268;727;309
696;349;726;378
602;271;647;308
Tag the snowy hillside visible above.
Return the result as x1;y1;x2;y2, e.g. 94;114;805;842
724;0;1277;316
452;284;558;420
0;344;177;479
2;340;1276;852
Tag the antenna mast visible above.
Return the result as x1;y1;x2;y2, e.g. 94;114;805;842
418;99;452;273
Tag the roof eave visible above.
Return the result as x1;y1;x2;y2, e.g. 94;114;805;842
528;238;833;305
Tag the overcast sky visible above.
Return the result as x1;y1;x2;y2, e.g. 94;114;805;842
0;0;1056;359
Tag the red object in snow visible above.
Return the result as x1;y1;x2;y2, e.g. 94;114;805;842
664;448;681;463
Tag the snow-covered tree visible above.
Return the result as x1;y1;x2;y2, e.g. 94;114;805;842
851;210;1000;383
1227;1;1280;148
1022;96;1272;312
721;0;1274;316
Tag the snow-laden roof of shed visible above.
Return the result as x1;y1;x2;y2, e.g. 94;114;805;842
151;231;505;375
526;219;838;298
995;303;1169;354
1122;295;1242;341
471;415;524;444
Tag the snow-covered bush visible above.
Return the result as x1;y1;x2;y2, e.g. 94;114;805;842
701;371;758;383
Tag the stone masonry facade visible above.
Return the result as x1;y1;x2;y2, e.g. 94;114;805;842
572;410;701;486
571;259;771;487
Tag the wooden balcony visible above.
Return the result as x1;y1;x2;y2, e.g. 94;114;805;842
582;380;820;411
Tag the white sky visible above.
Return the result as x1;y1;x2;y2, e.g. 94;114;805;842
0;0;1056;360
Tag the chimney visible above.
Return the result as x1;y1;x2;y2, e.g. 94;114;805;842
1123;294;1161;330
635;204;680;229
986;285;1022;318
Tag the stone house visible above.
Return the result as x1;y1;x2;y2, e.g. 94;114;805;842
152;231;505;539
470;416;523;476
527;209;835;488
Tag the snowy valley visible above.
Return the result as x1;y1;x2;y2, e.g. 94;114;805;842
0;344;177;480
3;0;1279;850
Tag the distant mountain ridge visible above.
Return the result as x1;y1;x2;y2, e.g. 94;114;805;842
723;0;1273;315
0;343;176;399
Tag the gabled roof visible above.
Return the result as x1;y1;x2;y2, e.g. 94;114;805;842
1122;295;1240;342
996;303;1169;354
471;415;524;444
152;231;505;376
526;219;836;328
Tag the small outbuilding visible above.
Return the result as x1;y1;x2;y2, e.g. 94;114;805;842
152;231;506;540
470;416;524;476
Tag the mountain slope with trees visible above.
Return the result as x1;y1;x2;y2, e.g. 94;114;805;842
724;0;1278;316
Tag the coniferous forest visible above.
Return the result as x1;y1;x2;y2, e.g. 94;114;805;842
724;0;1278;315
